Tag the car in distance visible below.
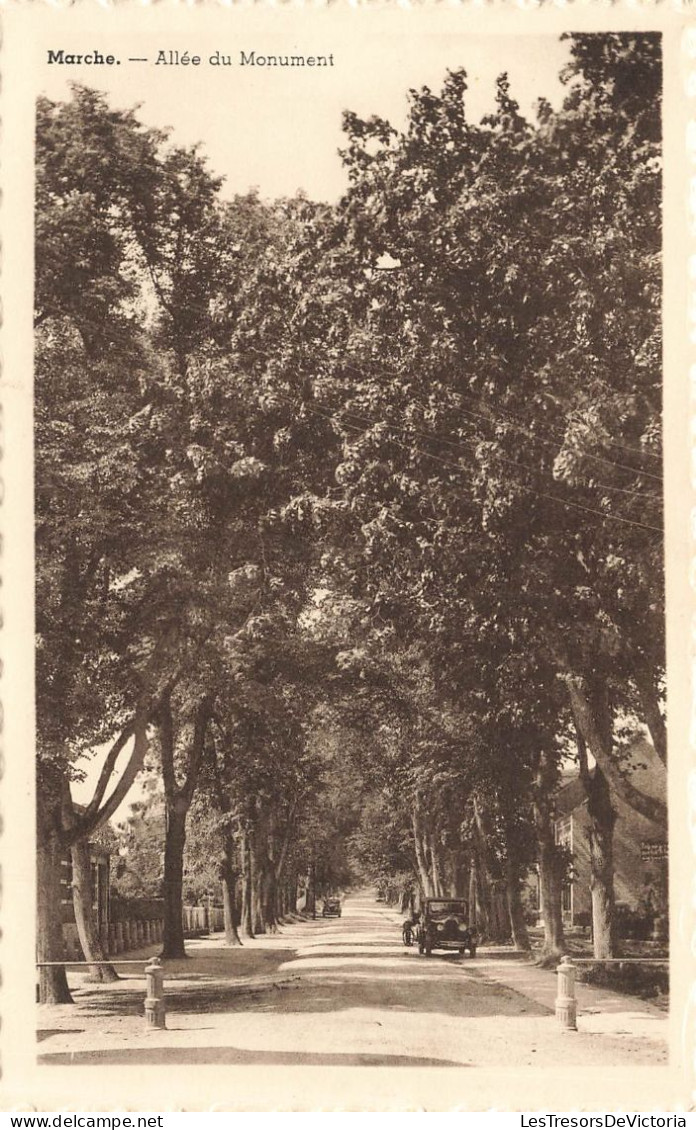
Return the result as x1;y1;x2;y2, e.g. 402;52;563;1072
416;898;477;957
322;897;342;917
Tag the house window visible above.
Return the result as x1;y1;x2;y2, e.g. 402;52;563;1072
562;880;572;914
60;857;73;905
556;816;573;920
556;815;572;850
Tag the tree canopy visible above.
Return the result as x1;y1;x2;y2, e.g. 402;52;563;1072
36;34;665;995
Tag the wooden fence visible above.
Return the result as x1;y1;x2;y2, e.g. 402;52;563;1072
63;905;226;960
182;905;225;934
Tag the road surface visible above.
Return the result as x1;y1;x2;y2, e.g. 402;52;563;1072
38;892;667;1071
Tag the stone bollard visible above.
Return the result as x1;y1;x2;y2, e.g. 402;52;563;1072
555;955;577;1030
144;957;166;1030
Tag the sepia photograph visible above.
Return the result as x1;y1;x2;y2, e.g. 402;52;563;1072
0;2;691;1113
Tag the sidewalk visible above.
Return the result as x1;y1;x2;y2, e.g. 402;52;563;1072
471;955;667;1043
382;904;667;1045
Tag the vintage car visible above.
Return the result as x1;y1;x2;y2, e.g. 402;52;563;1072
322;897;342;917
416;898;477;957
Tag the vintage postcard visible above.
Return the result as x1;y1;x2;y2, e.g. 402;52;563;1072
0;0;693;1114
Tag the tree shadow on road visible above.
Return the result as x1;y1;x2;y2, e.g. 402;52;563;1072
67;964;550;1020
68;946;300;1017
38;1046;467;1068
266;971;551;1018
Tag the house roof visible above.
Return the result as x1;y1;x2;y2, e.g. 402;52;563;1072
553;730;666;824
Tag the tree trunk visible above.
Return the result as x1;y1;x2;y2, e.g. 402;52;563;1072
275;882;286;924
37;792;73;1004
533;749;566;963
586;768;617;958
575;717;617;958
506;856;532;952
158;693;212;959
262;868;278;933
241;830;255;938
252;851;266;936
468;860;478;929
451;849;469;900
472;852;492;938
566;674;666;826
303;866;313;917
70;837;119;981
573;686;619;958
428;820;446;897
161;802;188;959
633;661;666;766
412;800;436;897
473;799;510;940
412;817;432;896
490;884;510;942
501;804;533;952
537;828;566;962
221;842;242;946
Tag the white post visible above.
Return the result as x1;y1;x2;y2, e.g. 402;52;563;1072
555;955;577;1030
144;957;166;1030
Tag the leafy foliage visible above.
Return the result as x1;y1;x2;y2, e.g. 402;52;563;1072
36;36;664;972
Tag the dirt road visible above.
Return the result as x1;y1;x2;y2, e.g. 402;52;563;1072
38;893;667;1070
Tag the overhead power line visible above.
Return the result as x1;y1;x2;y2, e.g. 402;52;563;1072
331;400;663;504
329;353;664;482
266;385;664;537
239;339;663;485
237;342;663;529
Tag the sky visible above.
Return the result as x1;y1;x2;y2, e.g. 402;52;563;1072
40;24;571;203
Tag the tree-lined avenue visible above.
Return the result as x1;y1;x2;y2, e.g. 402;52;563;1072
39;893;666;1070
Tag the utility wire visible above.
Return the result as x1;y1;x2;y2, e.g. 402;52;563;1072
327;399;662;505
239;343;663;522
328;352;664;481
240;341;663;488
268;386;663;536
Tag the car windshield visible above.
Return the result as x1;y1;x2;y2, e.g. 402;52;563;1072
427;900;467;920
